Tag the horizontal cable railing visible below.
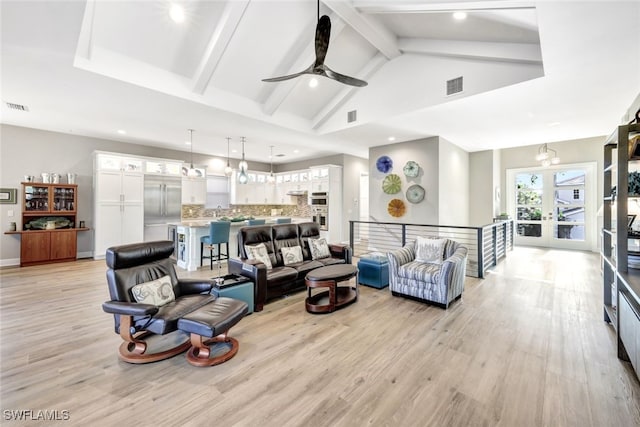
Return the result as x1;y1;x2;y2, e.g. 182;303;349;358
349;220;514;278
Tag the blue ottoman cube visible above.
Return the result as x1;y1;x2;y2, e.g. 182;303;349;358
211;274;254;314
357;254;389;289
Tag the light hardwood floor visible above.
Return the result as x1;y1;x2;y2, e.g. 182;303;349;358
1;247;639;426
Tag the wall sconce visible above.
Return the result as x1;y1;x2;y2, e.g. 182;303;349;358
536;143;560;167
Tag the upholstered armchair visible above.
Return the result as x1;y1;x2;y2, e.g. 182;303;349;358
386;237;467;308
102;240;216;363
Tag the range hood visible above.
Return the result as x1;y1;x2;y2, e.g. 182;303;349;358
286;190;308;196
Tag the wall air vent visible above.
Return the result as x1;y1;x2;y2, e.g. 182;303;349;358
446;76;463;95
347;110;357;123
5;102;29;112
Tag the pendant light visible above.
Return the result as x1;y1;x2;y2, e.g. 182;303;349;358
238;136;248;184
267;145;276;184
535;143;560;167
187;129;198;177
224;137;233;177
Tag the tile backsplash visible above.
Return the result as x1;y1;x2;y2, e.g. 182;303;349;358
182;196;312;219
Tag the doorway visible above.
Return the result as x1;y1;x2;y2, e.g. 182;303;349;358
507;163;596;250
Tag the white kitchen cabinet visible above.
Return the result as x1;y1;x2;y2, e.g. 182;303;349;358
182;177;207;204
93;152;145;259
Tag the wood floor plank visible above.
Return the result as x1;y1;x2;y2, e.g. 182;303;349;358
1;247;639;426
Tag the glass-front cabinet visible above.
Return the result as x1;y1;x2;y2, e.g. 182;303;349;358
16;182;83;266
23;183;77;221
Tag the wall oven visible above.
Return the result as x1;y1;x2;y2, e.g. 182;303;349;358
312;206;328;231
310;192;328;206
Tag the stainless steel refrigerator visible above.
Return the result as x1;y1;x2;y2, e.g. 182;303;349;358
144;176;182;242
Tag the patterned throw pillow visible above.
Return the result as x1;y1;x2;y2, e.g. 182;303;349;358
245;243;273;269
415;237;446;264
309;238;331;260
131;275;175;307
281;246;303;265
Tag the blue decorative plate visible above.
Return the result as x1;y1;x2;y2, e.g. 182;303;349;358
376;156;393;173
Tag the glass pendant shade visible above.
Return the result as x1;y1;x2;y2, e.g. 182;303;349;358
238;137;249;179
267;145;276;184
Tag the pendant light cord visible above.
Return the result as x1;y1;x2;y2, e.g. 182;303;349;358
189;129;194;168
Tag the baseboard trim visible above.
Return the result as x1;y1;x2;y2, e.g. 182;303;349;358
0;258;20;267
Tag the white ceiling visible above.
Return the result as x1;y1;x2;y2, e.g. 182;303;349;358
1;0;639;164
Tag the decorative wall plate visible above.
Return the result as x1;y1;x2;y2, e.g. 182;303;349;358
382;174;402;194
406;184;425;204
376;156;393;173
387;199;406;217
403;161;420;177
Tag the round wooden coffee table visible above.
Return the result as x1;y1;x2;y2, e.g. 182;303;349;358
305;264;358;314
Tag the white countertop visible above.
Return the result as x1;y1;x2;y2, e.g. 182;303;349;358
169;217;311;227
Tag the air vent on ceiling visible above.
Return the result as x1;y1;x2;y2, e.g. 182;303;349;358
446;76;463;96
5;102;29;112
347;110;357;123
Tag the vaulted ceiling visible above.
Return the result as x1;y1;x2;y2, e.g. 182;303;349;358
1;1;639;164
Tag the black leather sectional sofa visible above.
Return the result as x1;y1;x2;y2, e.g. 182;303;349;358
228;222;352;312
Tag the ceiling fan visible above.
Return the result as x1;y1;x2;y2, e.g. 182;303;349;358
262;0;368;87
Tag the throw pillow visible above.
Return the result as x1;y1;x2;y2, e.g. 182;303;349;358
309;237;331;260
245;243;273;269
415;237;446;264
281;246;303;265
131;275;175;307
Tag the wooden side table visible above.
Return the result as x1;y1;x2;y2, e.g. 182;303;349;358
305;264;358;314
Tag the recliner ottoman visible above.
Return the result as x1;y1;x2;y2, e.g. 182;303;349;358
357;254;389;289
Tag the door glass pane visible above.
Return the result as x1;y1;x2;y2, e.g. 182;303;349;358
556;206;585;222
517;224;541;237
555;188;584;203
555;224;585;240
517;207;542;220
554;170;585;186
516;173;542;205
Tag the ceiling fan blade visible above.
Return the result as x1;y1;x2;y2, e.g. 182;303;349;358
314;15;331;69
262;65;313;83
324;65;368;87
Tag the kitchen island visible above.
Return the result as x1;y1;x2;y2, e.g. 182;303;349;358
169;217;311;271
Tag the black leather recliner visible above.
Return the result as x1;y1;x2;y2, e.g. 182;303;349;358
228;222;352;312
102;240;216;364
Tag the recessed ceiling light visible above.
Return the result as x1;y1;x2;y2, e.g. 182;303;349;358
293;149;299;153
308;78;319;88
453;12;467;20
169;4;185;23
117;129;126;135
388;136;396;142
185;141;191;145
231;149;238;153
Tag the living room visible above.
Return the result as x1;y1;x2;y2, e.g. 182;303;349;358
1;1;640;425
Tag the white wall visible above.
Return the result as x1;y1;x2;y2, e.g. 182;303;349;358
469;150;495;226
369;137;441;224
319;53;544;134
0;124;269;265
499;136;604;214
439;138;469;226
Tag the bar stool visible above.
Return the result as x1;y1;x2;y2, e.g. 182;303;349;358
275;218;291;224
247;219;266;226
200;221;231;269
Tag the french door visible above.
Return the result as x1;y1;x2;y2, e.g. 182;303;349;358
507;163;596;250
